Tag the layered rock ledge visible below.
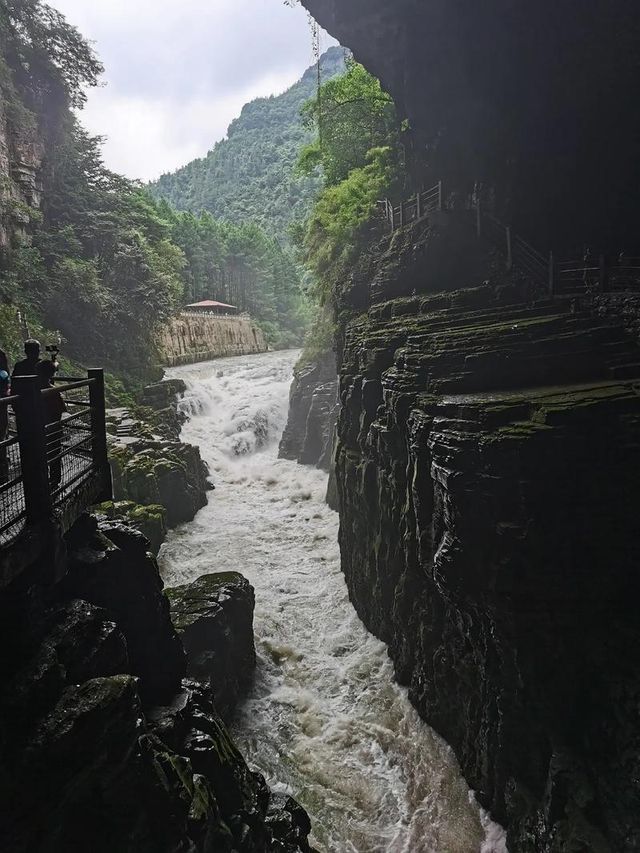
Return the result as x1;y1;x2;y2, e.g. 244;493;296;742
279;350;338;473
104;379;211;552
334;278;640;850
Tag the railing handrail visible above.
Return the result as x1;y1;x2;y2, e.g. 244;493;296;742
383;180;640;298
0;369;111;553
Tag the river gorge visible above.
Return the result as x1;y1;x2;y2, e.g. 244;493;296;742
159;350;507;853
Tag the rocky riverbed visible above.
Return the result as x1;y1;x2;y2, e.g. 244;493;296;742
0;373;315;852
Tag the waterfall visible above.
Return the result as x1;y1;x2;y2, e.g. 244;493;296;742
159;350;507;853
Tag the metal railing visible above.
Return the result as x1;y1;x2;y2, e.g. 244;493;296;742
551;254;640;296
0;369;111;548
381;181;443;231
384;180;640;297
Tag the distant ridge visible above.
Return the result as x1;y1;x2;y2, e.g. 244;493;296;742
149;46;348;237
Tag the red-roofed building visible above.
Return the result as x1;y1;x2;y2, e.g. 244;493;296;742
184;300;238;316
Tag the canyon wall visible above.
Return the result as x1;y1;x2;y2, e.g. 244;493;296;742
329;214;640;851
0;86;43;251
158;313;267;366
297;4;640;848
279;349;338;472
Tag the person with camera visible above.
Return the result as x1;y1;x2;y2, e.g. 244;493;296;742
0;365;10;485
11;339;42;381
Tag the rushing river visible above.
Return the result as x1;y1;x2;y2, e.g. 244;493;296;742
159;350;507;853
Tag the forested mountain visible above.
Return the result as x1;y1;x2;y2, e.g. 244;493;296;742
149;46;347;238
0;0;311;386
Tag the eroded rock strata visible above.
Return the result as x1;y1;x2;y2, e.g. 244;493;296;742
279;351;338;472
104;379;211;551
333;255;640;849
0;516;313;853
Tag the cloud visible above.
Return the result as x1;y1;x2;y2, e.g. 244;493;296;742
47;0;336;181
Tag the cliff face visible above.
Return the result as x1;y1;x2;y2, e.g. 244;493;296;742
0;86;43;251
279;350;338;472
329;212;640;850
158;314;267;366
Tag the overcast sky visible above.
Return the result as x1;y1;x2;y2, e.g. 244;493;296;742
47;0;335;182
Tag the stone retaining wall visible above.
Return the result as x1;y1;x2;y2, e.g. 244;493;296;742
158;314;267;366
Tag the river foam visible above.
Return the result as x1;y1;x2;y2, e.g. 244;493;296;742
159;350;508;853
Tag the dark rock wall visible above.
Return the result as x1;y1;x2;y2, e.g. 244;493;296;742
333;236;640;851
279;350;338;473
0;516;313;853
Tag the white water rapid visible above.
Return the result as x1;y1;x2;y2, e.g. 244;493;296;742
159;350;508;853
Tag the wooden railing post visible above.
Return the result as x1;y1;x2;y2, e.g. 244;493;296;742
88;368;112;500
506;226;513;270
13;375;52;524
548;251;555;296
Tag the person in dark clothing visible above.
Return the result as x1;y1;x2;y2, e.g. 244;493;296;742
37;360;66;489
12;339;42;381
0;368;10;484
0;348;8;374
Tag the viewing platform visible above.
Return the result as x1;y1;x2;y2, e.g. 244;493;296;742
0;368;112;587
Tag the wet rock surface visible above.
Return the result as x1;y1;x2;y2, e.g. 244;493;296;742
0;515;314;853
63;516;186;697
167;572;257;722
279;351;338;472
106;378;211;547
334;267;640;851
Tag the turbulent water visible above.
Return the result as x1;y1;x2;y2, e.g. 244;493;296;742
159;350;507;853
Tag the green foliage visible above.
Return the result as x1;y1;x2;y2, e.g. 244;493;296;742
0;1;186;381
302;147;396;302
296;63;403;305
292;63;405;366
0;0;317;375
149;47;347;238
0;0;102;112
298;58;399;187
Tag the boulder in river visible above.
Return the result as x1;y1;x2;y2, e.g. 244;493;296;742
1;513;314;852
167;572;256;722
63;515;186;698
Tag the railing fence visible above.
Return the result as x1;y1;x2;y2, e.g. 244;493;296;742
380;181;443;231
0;369;111;547
382;183;640;297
